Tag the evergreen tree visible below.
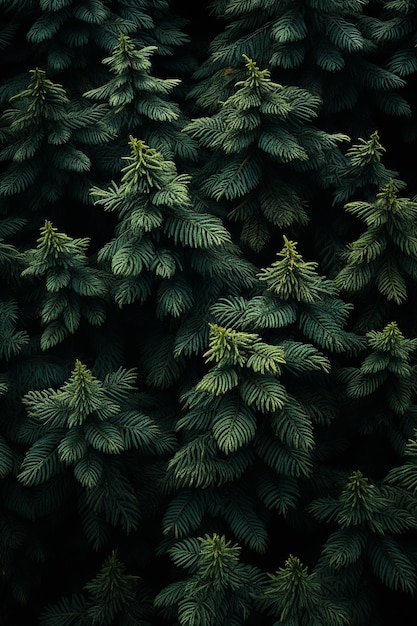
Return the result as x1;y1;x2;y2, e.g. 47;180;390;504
18;359;175;544
91;134;256;387
0;0;191;97
308;469;417;624
160;235;358;564
40;549;154;625
330;130;401;206
155;533;266;625
0;65;112;238
336;321;417;467
83;34;198;175
188;0;413;137
184;54;348;255
255;553;350;626
334;178;417;332
21;220;110;352
2;1;417;624
314;130;402;277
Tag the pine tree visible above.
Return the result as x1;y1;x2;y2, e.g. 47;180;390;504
83;34;198;175
330;130;402;206
334;178;417;332
154;532;266;625
160;235;360;561
314;130;403;277
2;2;417;624
336;321;417;466
255;553;351;626
188;0;412;136
91;134;256;387
210;234;362;365
21;220;110;352
17;359;175;545
0;0;191;91
308;469;417;624
0;66;112;221
184;54;348;254
40;549;154;626
0;45;108;286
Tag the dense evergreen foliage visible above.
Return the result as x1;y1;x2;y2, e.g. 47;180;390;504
1;0;417;623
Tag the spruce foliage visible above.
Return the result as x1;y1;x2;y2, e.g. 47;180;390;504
0;67;104;210
91;134;256;387
2;1;417;625
155;533;266;625
21;220;110;350
184;54;348;253
335;178;417;331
